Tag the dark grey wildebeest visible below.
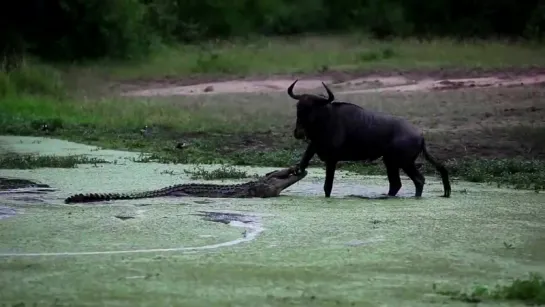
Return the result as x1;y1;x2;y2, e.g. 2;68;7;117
288;79;451;198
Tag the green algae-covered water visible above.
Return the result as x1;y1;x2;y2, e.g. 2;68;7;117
1;136;544;306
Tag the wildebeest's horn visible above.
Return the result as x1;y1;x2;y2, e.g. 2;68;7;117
322;82;334;102
287;79;302;100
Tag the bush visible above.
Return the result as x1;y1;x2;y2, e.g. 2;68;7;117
0;59;64;98
2;0;157;62
2;0;544;62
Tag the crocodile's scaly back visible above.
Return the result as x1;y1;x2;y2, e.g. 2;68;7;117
64;182;256;204
64;166;307;204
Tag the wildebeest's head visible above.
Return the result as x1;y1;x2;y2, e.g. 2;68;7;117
287;79;335;140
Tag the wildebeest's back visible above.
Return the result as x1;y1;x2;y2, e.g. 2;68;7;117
325;102;422;161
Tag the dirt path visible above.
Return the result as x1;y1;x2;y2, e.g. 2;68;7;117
118;67;545;97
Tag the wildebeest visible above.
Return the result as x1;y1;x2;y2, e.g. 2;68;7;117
288;79;451;198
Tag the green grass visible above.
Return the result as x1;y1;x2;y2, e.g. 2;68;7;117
438;273;545;305
2;91;545;191
0;152;108;169
446;158;545;191
183;165;256;180
64;35;545;80
1;35;545;189
0;59;65;98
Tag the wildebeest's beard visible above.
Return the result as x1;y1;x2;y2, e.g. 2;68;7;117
293;103;307;140
293;118;306;140
293;105;329;142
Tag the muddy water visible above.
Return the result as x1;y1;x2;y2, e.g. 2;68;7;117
2;136;545;306
0;135;541;257
0;135;531;205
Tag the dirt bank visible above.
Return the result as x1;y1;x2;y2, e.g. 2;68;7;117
118;66;545;97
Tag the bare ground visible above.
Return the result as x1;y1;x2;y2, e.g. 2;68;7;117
114;66;545;95
111;67;545;163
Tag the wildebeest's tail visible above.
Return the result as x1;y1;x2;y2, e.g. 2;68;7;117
421;139;451;198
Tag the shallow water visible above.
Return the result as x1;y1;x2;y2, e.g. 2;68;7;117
1;135;544;306
0;135;509;206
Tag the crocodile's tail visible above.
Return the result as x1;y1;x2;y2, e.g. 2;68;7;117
64;185;181;204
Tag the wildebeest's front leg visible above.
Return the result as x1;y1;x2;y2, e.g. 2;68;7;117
324;160;338;197
297;143;316;172
384;158;402;197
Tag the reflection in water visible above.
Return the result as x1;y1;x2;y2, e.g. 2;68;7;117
194;210;259;225
0;206;17;220
284;178;419;199
0;177;51;191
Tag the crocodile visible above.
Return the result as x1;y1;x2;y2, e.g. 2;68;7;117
64;166;307;204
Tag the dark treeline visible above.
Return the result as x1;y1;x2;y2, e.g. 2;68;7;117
2;0;545;63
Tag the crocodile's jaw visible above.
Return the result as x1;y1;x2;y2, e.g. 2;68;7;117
273;172;308;193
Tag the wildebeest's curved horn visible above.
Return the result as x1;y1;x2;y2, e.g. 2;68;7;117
287;79;301;100
322;82;334;102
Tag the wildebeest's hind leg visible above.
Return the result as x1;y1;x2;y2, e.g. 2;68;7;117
401;163;425;197
324;160;338;198
383;158;402;197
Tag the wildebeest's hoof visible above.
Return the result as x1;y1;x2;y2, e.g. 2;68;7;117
380;193;398;199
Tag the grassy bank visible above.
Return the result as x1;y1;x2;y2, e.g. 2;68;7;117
65;35;545;81
437;273;545;305
2;36;545;190
0;152;108;169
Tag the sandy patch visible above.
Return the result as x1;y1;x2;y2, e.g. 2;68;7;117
121;73;545;97
341;74;545;94
122;78;332;97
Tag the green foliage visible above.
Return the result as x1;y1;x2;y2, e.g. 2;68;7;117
447;158;545;190
0;153;108;169
0;59;65;98
183;165;252;180
524;2;545;41
4;0;157;62
2;0;544;62
439;273;545;305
